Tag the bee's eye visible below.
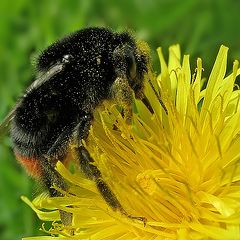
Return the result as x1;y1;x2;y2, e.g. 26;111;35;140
124;49;137;80
62;54;73;64
127;56;137;80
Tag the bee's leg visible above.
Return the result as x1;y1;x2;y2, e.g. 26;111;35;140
40;125;76;226
46;124;75;160
38;117;92;225
73;116;146;225
40;156;73;226
40;156;67;197
75;145;146;225
43;124;76;195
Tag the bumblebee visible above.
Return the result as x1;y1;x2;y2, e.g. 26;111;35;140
1;27;151;224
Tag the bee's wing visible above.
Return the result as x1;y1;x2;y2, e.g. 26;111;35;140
0;63;65;137
0;108;17;136
25;63;64;93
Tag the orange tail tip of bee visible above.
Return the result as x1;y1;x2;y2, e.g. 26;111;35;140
15;152;42;178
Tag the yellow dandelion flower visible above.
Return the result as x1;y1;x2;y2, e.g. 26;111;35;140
22;45;240;240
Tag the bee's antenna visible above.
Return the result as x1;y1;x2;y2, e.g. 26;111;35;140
141;95;154;114
148;79;168;114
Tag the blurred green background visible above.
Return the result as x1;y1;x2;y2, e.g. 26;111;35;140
1;0;240;239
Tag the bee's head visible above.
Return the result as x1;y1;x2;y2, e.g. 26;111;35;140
112;34;150;100
126;41;150;99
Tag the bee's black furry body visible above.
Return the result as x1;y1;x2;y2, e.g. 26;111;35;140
11;28;146;159
7;27;148;224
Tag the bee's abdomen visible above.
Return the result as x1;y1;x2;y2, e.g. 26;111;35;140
10;101;45;177
14;151;42;178
10;113;48;156
11;118;57;179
